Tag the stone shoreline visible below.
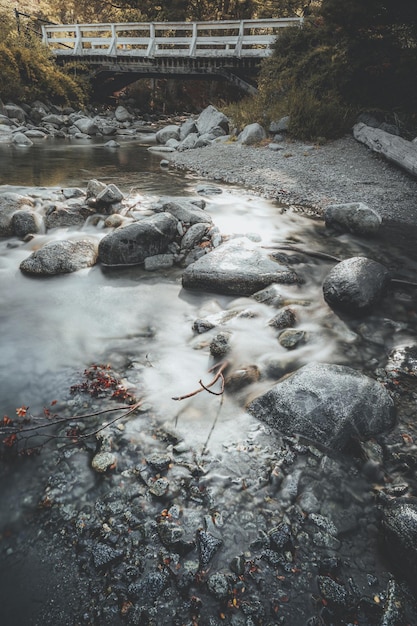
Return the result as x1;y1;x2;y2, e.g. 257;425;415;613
168;134;417;227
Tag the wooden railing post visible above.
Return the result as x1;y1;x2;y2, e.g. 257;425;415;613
147;22;155;57
190;22;197;56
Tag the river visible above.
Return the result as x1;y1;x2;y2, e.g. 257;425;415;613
0;137;416;625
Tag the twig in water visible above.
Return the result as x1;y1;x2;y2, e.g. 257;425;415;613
172;361;229;401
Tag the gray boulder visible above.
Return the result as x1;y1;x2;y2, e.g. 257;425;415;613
4;104;26;123
238;123;266;145
86;179;107;199
45;203;92;229
182;238;300;296
196;105;229;135
0;193;34;236
12;132;33;147
269;116;290;133
156;125;180;144
20;239;99;275
323;257;390;314
96;183;124;206
180;223;210;250
179;118;197;140
41;114;66;127
154;199;212;225
247;362;395;450
98;212;178;266
114;105;132;123
177;133;199;151
11;210;44;237
324;202;382;236
74;117;99;135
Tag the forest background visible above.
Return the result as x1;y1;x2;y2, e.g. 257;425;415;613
0;0;416;139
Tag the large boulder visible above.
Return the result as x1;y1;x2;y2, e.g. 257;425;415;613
156;125;180;144
74;117;99;136
238;123;266;146
182;238;300;296
4;104;26;123
12;132;33;147
114;105;132;123
324;202;382;236
322;257;390;314
196;105;229;136
11;209;44;237
98;212;178;266
45;203;93;229
0;192;34;236
20;239;99;275
247;362;395;450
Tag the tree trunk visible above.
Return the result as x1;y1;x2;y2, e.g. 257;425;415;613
353;122;417;178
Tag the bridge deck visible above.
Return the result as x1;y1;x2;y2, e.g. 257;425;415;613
42;18;303;59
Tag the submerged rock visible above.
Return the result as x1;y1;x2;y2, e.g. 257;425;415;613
182;238;300;296
381;499;417;592
247;362;395;450
323;256;390;314
20;239;99;275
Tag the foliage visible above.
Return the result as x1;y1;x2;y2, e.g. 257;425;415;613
0;12;87;106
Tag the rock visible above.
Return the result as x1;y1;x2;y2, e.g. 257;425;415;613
225;365;260;391
156;125;180;144
144;253;174;270
195;184;222;195
323;257;390;314
196;530;222;569
238;123;266;145
317;576;352;609
91;451;117;473
92;543;123;570
74;117;99;135
86;179;107;199
247;362;395;450
386;343;417;378
381;499;417;590
278;329;305;349
270;116;290;133
179;118;197;140
324;202;382;236
104;140;120;148
98;212;178;266
45;204;92;229
268;307;296;329
25;129;48;139
11;209;44;237
149;477;169;497
180;223;210;250
196;105;229;135
177;133;199;151
12;132;33;146
210;331;232;357
20;239;99;275
0;192;34;236
114;105;132;122
182;238;300;296
41;113;66;127
154;199;212;225
96;183;124;206
4;104;26;123
268;143;284;151
252;284;285;307
207;573;230;599
128;572;169;601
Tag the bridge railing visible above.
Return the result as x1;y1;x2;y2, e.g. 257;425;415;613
41;18;303;59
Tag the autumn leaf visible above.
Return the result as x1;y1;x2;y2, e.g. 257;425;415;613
2;415;13;426
16;406;28;417
3;433;17;447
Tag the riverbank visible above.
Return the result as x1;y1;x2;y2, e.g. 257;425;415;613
168;134;417;227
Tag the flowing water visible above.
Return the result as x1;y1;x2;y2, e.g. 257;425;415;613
1;138;417;624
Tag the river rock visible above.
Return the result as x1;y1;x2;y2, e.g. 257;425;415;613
381;499;417;592
182;238;300;296
86;179;107;199
324;202;382;236
12;132;33;146
322;257;390;314
20;239;99;275
91;451;117;473
41;113;66;127
156;125;180;144
247;362;395;450
179;118;197;140
96;183;124;207
11;209;44;237
180;222;210;250
0;192;34;236
74;117;99;136
268;307;296;329
98;212;178;266
196;105;229;135
45;203;92;229
4;103;26;123
238;123;266;145
114;105;132;122
154;199;212;225
177;133;199;151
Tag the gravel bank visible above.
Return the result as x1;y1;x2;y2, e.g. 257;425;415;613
169;135;417;227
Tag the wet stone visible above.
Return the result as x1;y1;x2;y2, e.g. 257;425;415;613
146;453;171;472
278;328;306;349
268;307;296;329
225;365;260;391
91;543;124;570
91;451;117;473
317;576;352;609
252;283;285;307
207;572;231;599
197;530;223;569
268;523;292;552
210;331;232;358
128;571;170;601
148;477;170;497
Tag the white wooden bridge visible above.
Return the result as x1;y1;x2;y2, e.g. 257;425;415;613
42;18;303;95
